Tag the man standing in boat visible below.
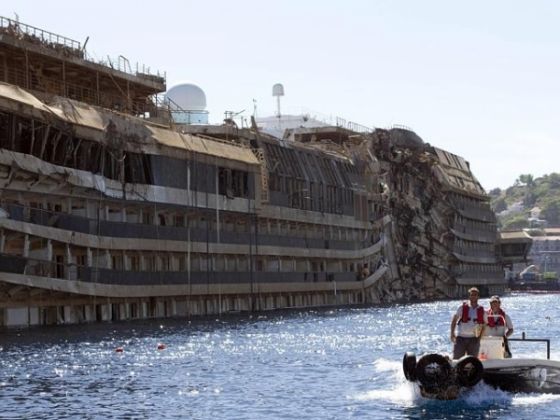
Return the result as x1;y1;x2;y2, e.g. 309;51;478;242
450;287;487;359
485;295;514;358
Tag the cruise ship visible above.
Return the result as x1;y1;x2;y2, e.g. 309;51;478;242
0;16;529;327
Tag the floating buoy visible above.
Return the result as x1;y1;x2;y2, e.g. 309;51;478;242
157;343;166;350
115;347;124;353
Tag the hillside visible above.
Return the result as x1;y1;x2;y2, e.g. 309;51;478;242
489;173;560;230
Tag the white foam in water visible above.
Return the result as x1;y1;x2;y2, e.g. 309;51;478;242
362;357;560;408
351;358;423;406
512;393;560;406
372;358;401;374
421;377;560;406
353;381;421;406
460;381;513;404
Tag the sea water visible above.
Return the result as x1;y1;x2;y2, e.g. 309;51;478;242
1;292;559;419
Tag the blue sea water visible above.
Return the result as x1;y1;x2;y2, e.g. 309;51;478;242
1;292;560;419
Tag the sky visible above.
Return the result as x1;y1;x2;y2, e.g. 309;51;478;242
3;0;560;191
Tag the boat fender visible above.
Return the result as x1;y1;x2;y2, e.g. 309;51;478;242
455;355;484;387
414;353;452;389
402;352;417;381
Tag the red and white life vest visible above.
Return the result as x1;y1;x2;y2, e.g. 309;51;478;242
461;302;485;324
487;308;506;327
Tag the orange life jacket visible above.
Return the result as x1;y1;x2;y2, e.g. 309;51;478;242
487;308;506;327
461;302;484;324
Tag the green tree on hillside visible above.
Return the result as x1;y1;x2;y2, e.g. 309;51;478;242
502;214;529;230
518;174;535;187
545;173;560;188
492;172;560;229
542;199;560;226
523;190;537;207
493;197;507;213
488;187;501;197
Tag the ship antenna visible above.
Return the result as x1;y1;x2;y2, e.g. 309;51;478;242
272;83;284;126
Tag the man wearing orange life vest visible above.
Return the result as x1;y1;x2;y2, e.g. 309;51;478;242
450;287;487;360
484;295;514;358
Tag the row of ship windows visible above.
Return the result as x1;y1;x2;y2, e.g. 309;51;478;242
454;216;497;232
455;263;504;273
453;240;495;254
4;199;374;242
27;250;378;275
450;193;495;217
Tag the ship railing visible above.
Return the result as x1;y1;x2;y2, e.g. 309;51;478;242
346;121;372;134
95;53;166;83
0;15;165;82
390;123;414;131
152;93;190;113
291;107;372;134
145;93;212;123
0;15;81;51
509;332;551;360
0;252;68;280
2;65;159;116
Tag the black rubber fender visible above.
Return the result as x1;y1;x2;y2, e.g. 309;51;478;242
455;355;484;387
402;352;417;381
414;353;452;389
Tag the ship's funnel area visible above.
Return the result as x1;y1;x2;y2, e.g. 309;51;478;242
165;82;209;124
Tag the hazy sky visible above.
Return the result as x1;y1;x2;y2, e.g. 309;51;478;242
4;0;559;190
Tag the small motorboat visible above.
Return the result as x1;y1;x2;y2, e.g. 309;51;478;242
403;334;560;399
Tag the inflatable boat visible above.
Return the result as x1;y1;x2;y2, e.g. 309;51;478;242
403;335;560;399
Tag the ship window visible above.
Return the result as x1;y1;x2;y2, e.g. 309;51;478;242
0;112;10;150
256;258;264;272
74;255;86;272
218;167;233;197
145;255;156;271
178;255;186;271
160;254;170;271
237;256;248;271
55;255;64;279
112;255;123;270
200;256;208;271
75;140;90;170
124;152;147;184
142;210;153;225
232;170;248;198
129;255;140;271
16;119;32;154
174;214;185;227
89;144;102;173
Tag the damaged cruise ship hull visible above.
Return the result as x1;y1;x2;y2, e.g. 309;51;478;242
0;16;517;327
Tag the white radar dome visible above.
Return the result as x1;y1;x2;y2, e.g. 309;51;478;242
165;82;207;111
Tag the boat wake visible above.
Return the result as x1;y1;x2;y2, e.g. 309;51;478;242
355;358;560;408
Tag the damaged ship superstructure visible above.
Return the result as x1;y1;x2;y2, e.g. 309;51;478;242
0;16;504;327
370;129;502;299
